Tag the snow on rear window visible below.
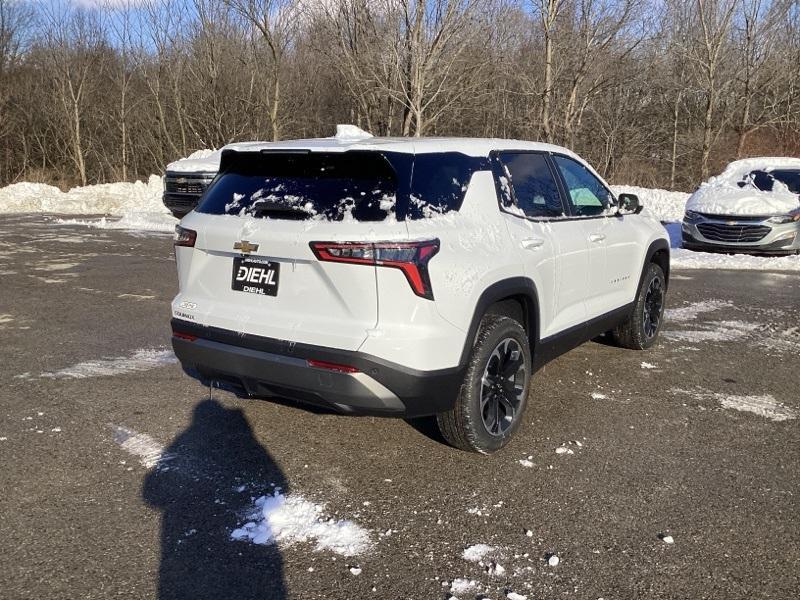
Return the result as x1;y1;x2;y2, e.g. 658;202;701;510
198;152;397;222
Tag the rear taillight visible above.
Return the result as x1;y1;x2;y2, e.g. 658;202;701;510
309;239;440;300
174;225;196;247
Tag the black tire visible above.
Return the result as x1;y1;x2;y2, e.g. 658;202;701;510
437;315;532;454
611;263;666;350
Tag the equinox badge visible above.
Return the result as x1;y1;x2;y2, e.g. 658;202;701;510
234;240;259;254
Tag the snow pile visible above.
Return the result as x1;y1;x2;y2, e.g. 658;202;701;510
610;185;689;223
231;491;371;556
40;348;176;379
685;157;800;216
462;544;494;562
0;175;166;215
450;579;478;594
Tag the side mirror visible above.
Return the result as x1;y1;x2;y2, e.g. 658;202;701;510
616;193;642;215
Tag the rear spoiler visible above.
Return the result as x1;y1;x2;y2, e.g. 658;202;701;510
218;148;312;173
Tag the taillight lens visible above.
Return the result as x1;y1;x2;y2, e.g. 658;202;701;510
174;225;197;247
309;239;440;299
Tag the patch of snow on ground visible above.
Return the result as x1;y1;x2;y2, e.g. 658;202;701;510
462;544;494;562
507;592;528;600
112;425;171;469
56;212;177;233
641;362;657;369
41;348;176;378
518;458;534;468
231;491;371;556
591;392;607;400
716;394;797;422
450;579;478;594
671;248;800;272
663;320;759;343
665;300;732;322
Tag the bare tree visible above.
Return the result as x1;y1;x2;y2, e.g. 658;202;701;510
223;0;299;141
688;0;736;179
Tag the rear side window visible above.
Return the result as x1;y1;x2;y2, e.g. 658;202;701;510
496;152;565;218
197;152;397;221
406;153;488;219
552;155;610;216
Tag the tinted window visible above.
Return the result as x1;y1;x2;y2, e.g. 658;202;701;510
553;155;610;216
749;169;800;194
497;152;565;218
197;152;397;221
406;153;487;219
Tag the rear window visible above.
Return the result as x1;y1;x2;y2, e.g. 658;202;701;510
197;151;397;221
197;150;488;221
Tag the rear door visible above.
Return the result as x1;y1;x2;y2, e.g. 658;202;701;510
176;151;408;351
493;151;589;338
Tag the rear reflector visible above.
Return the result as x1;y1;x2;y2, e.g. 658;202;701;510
174;225;197;247
173;331;197;341
306;359;359;373
309;239;440;299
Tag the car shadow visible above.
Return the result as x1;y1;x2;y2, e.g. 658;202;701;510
142;398;288;600
404;415;447;445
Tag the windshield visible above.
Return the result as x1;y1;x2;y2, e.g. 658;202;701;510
198;152;397;221
747;169;800;194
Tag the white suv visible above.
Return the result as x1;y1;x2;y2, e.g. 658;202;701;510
171;134;669;453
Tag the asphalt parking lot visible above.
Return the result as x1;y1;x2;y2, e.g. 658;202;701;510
1;214;798;600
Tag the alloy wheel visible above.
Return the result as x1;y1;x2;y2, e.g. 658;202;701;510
479;338;526;436
643;276;664;339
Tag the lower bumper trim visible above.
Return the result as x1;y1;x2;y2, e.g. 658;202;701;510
171;320;463;417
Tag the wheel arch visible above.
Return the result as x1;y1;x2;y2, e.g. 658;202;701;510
639;239;670;291
458;277;540;367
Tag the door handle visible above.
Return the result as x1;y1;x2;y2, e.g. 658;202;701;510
521;238;545;250
588;233;606;243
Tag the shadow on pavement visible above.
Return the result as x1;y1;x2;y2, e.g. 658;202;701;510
142;398;287;599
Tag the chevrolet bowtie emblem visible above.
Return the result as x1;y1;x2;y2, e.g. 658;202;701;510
234;240;259;254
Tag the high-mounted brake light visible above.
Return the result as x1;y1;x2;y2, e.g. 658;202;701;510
309;239;440;300
174;225;197;247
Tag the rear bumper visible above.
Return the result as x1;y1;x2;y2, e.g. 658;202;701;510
171;319;463;417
